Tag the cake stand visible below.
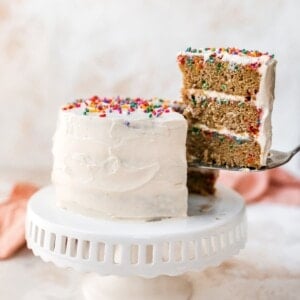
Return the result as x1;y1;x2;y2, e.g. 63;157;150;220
25;185;246;300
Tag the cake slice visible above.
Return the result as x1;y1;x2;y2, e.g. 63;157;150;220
177;47;276;168
52;96;188;219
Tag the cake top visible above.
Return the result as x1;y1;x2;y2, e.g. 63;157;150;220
178;47;275;67
183;47;274;58
61;96;183;120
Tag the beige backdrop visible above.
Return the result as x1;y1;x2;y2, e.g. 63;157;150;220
0;0;299;177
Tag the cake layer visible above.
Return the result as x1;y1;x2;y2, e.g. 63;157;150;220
178;55;261;98
183;91;261;136
187;128;261;168
177;47;275;100
187;168;219;195
52;97;188;219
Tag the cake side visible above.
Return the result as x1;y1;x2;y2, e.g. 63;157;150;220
52;97;188;219
178;47;276;168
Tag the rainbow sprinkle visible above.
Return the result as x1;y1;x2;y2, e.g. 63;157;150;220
184;47;275;59
178;47;274;71
62;96;178;118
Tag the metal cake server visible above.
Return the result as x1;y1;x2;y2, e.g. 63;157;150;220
188;145;300;172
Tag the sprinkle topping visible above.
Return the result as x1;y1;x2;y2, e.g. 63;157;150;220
62;96;178;118
184;47;274;59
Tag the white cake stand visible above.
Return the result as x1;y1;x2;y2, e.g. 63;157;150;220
25;185;246;300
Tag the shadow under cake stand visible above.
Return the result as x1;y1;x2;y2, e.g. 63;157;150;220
25;185;246;300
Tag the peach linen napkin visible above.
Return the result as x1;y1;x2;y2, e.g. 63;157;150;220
218;168;300;205
0;168;299;259
0;183;38;259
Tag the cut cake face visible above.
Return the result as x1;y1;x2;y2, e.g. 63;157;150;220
178;47;277;168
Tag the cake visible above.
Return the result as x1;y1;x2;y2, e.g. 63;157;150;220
52;96;188;219
177;47;277;168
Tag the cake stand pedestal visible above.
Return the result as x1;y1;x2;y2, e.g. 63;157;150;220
25;185;246;300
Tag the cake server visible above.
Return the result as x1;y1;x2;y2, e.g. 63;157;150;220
188;145;300;172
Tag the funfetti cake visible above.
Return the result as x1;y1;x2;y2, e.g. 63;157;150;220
52;96;188;219
177;47;277;168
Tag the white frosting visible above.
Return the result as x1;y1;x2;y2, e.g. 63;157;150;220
186;89;245;102
192;123;251;140
52;105;188;219
255;59;276;165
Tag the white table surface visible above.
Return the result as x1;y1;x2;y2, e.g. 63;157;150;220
1;201;300;300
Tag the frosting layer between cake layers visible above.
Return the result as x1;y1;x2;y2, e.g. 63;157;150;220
52;97;188;219
178;47;277;168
